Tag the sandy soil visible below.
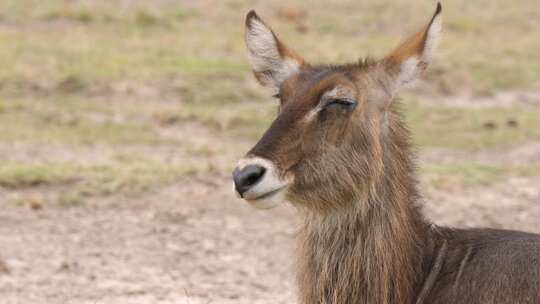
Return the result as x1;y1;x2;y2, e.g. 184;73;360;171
1;167;539;304
0;175;297;304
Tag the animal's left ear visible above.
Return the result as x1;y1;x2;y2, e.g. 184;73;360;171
383;3;442;94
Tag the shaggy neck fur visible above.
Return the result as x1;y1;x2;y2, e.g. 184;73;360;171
295;107;431;304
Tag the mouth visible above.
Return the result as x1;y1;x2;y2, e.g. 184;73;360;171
244;186;287;209
246;186;285;202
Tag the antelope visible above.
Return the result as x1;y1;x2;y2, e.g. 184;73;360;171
232;3;540;304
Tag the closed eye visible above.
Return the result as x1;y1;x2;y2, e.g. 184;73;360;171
325;98;357;109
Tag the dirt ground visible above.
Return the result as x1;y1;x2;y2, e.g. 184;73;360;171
1;149;539;304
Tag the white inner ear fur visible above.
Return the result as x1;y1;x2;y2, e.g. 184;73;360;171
395;57;422;88
395;13;442;89
246;18;300;87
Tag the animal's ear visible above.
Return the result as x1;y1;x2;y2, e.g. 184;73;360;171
245;10;306;90
383;3;442;94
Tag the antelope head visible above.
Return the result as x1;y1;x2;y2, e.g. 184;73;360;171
233;4;442;211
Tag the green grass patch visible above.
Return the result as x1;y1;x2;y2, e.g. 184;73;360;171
0;0;539;91
405;102;540;150
421;163;540;190
0;98;166;145
0;161;200;191
0;163;78;189
0;161;205;206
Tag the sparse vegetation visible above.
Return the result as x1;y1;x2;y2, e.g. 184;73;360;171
421;163;540;191
405;102;540;150
0;161;203;206
0;98;165;145
0;0;538;207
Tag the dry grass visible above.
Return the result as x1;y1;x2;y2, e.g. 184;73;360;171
0;0;538;206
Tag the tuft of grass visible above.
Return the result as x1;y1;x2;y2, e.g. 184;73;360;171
135;11;160;27
56;74;88;93
0;163;79;189
173;8;195;21
41;9;95;23
58;191;86;207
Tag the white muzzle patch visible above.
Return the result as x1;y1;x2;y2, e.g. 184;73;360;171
234;157;289;209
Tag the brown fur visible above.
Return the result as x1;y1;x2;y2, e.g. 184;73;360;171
294;102;428;304
239;4;540;304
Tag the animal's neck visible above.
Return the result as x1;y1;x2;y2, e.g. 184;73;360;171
296;114;431;304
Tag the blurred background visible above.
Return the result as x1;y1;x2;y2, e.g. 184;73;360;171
0;1;538;303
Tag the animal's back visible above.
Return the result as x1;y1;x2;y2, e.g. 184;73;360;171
425;228;540;304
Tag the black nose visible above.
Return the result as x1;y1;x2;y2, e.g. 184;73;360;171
232;164;266;197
